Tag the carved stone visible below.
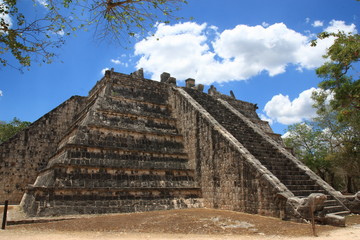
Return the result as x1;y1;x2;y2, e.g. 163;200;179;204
160;72;171;82
0;71;352;226
131;68;144;79
185;78;195;88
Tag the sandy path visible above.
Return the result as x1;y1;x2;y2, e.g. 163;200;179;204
1;208;359;240
1;227;360;240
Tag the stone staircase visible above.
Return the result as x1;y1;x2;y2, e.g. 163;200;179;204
183;87;350;221
17;70;353;225
21;73;202;216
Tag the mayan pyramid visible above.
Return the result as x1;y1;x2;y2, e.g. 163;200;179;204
0;70;354;226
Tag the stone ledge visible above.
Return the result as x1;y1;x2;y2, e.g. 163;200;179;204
38;163;197;175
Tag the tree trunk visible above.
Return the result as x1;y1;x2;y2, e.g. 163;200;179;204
346;176;353;193
329;172;336;189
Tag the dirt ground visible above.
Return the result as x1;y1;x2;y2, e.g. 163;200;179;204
1;208;360;240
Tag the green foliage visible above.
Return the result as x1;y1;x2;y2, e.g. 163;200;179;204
309;24;360;192
283;122;333;181
0;0;63;69
283;106;360;192
0;0;187;69
312;32;360;121
0;117;31;144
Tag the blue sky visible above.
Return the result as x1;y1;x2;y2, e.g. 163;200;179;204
0;0;359;134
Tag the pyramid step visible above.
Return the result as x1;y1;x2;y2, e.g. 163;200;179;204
25;184;203;216
111;76;170;94
89;112;178;135
67;128;186;154
323;205;348;214
263;165;300;171
261;159;295;165
109;95;169;109
324;199;339;207
111;84;169;105
286;185;323;191
280;179;316;186
38;197;204;216
259;157;296;164
42;164;196;177
98;109;177;123
276;174;311;181
268;170;305;176
52;177;198;189
63;146;189;161
52;145;190;164
291;189;326;197
86;124;181;137
29;186;202;199
331;211;351;216
53;158;189;171
101;97;172;119
47;167;198;189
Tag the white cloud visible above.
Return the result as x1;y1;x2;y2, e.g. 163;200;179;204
281;131;291;139
312;20;324;27
294;20;358;69
47;27;65;37
259;114;274;125
101;68;110;75
213;23;309;77
35;0;48;7
0;90;3;97
263;88;318;125
0;0;13;31
135;22;214;83
325;20;357;34
294;35;335;70
55;29;65;36
110;59;128;67
111;59;122;65
262;22;270;27
134;21;356;85
281;122;312;139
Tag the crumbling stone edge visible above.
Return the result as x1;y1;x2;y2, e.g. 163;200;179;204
218;99;348;200
218;99;350;226
173;87;296;218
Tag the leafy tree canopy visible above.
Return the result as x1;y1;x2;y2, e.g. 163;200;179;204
283;120;333;181
0;117;31;144
312;31;360;122
0;0;187;69
287;25;360;192
283;104;360;192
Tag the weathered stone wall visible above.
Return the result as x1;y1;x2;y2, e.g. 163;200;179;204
2;71;351;223
0;96;88;204
216;94;259;120
20;72;203;217
170;87;291;217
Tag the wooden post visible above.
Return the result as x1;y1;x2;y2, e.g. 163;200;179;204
1;200;8;230
310;207;317;237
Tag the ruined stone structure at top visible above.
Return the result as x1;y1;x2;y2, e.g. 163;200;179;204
1;70;358;226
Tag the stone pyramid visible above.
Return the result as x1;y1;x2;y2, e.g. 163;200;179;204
1;70;356;226
21;71;202;216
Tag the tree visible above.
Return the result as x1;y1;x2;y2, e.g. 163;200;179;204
283;105;359;192
0;0;187;69
309;16;360;192
283;122;334;184
312;32;360;121
0;117;31;144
